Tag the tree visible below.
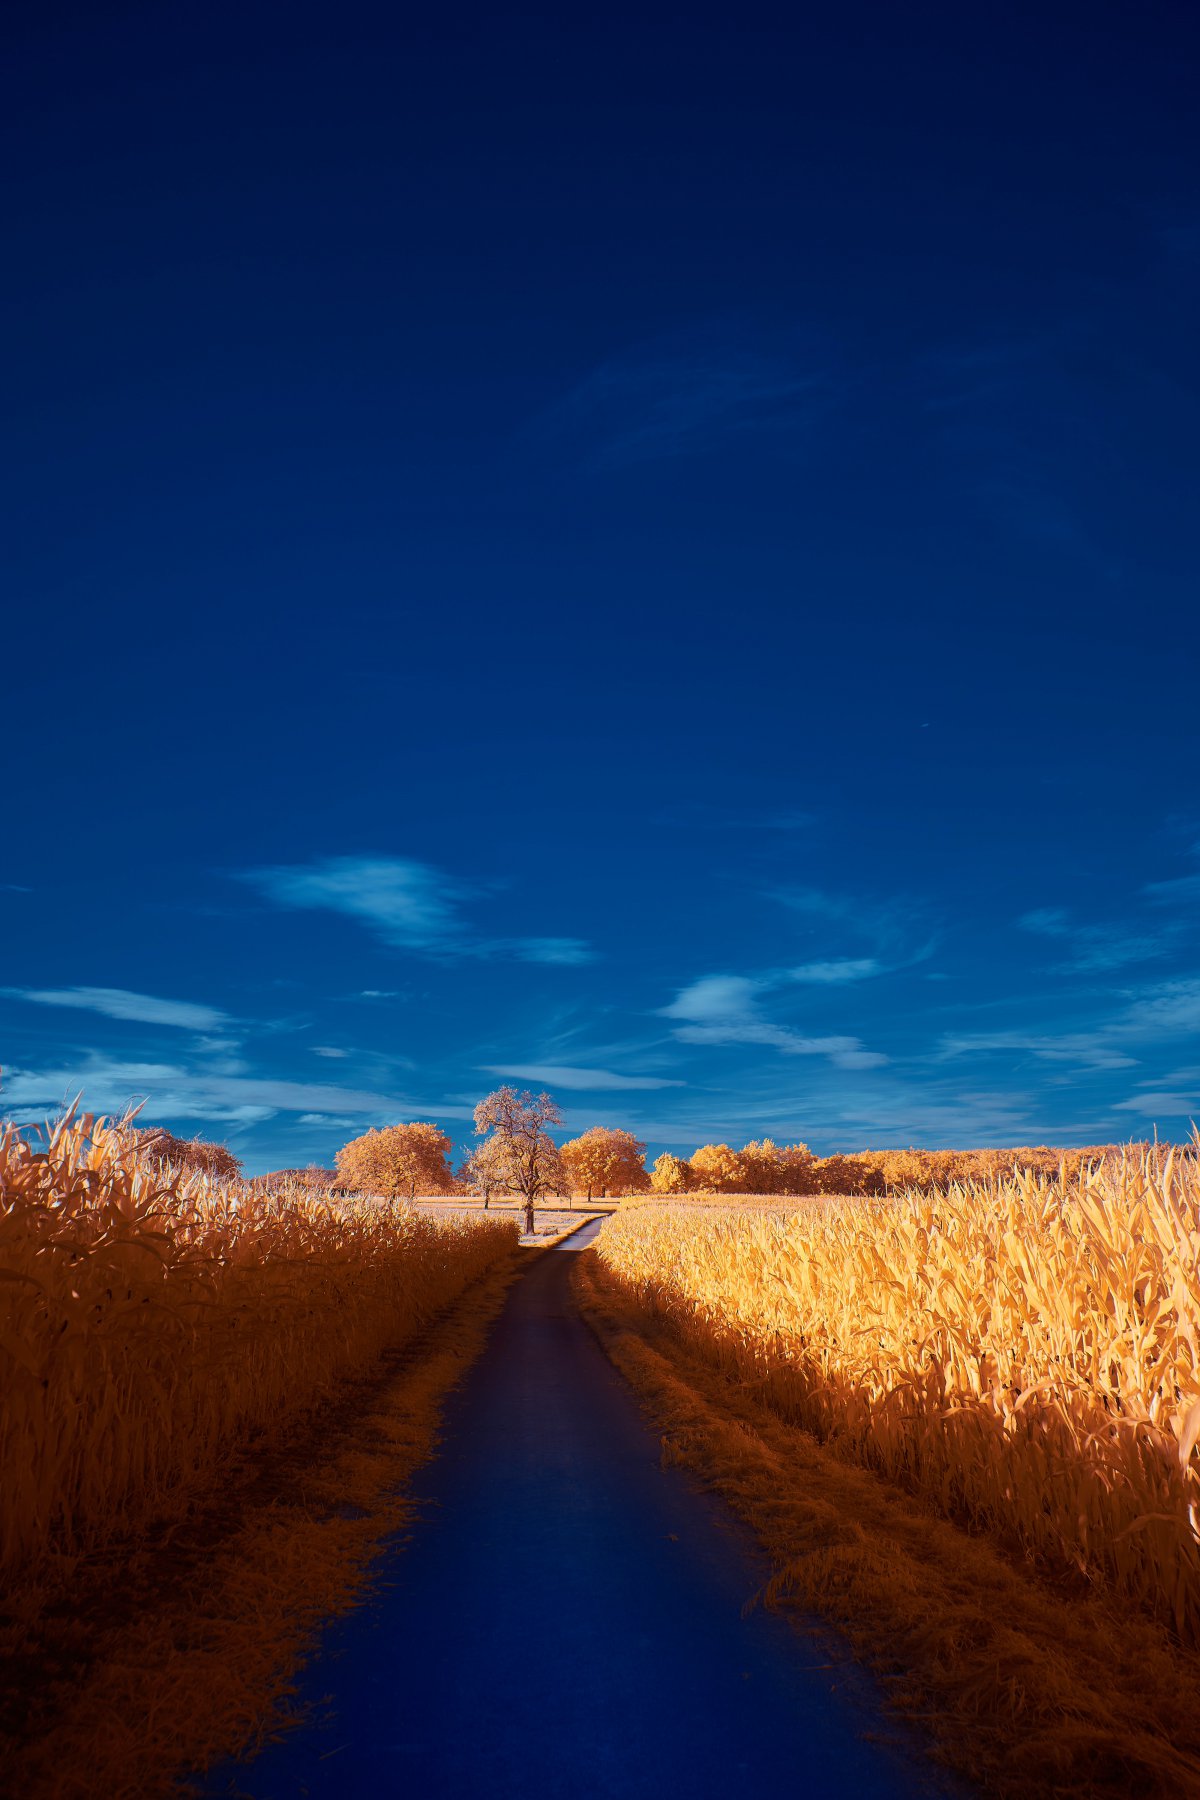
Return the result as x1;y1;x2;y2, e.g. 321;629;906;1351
561;1126;649;1202
738;1138;778;1194
335;1122;455;1202
458;1137;511;1209
473;1087;564;1234
689;1142;745;1193
812;1152;864;1196
776;1141;818;1195
650;1152;693;1194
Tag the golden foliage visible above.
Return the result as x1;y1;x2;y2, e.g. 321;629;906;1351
596;1145;1200;1643
458;1136;512;1201
650;1152;693;1194
334;1120;455;1199
687;1142;745;1193
664;1138;1142;1197
472;1086;566;1204
561;1126;649;1198
0;1105;517;1583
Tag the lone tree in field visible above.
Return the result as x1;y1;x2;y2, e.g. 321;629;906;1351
473;1086;565;1234
561;1126;649;1202
335;1122;455;1202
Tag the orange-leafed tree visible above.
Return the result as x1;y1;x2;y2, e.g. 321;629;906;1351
689;1142;745;1193
735;1139;819;1195
812;1152;868;1196
473;1087;565;1235
561;1126;649;1202
335;1122;455;1201
650;1152;693;1194
777;1141;819;1194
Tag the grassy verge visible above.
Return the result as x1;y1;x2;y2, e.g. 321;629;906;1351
574;1248;1200;1799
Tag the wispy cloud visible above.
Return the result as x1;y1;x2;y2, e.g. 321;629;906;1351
0;1056;473;1128
768;886;935;966
660;973;885;1069
243;857;461;950
1112;1090;1198;1119
507;938;594;965
938;1029;1138;1072
1018;906;1178;972
480;1063;684;1092
311;1046;348;1059
1120;977;1200;1039
239;855;593;965
4;986;229;1031
1145;875;1200;906
787;959;880;984
939;974;1200;1075
536;325;834;467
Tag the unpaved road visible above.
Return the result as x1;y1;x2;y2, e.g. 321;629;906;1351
208;1223;949;1799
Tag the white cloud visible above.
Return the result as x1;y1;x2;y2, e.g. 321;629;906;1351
1113;1091;1199;1118
4;986;229;1030
938;1030;1138;1071
1120;978;1200;1037
1018;906;1177;972
240;855;594;965
0;1058;472;1127
787;959;880;984
311;1046;349;1058
244;857;461;950
480;1063;684;1091
661;975;761;1024
660;973;886;1069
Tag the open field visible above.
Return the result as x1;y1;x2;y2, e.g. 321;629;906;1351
412;1197;612;1242
9;1102;1200;1797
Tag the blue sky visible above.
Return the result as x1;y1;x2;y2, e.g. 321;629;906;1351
4;2;1199;1171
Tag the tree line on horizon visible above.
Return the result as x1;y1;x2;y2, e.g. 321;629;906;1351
135;1091;1151;1207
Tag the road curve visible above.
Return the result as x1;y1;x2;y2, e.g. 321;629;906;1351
207;1223;950;1800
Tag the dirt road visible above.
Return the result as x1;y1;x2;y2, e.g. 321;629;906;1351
207;1223;949;1799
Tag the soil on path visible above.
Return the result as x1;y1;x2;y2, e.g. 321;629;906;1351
207;1223;952;1800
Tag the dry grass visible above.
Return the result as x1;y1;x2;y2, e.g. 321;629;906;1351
3;1239;522;1798
0;1103;524;1796
575;1251;1200;1798
594;1147;1200;1642
0;1106;517;1581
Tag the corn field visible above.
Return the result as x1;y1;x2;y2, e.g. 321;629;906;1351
596;1145;1200;1643
0;1107;518;1581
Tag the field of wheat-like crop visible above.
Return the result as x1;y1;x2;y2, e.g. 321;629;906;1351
597;1147;1200;1642
0;1107;518;1580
